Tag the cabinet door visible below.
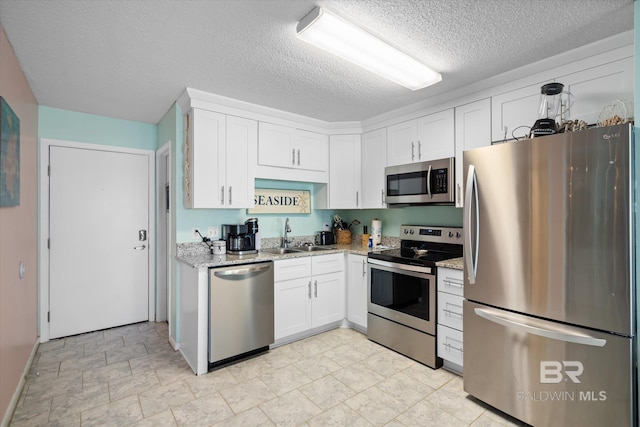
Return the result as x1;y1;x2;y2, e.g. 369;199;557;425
386;120;417;166
225;116;257;208
561;57;633;125
347;254;367;329
311;271;345;328
296;129;328;172
258;122;295;168
188;109;226;208
361;128;387;209
491;82;543;142
312;253;344;276
454;99;491;207
416;109;455;161
329;135;361;208
274;277;312;340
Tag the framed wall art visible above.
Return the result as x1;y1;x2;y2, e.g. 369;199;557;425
249;188;311;214
0;96;20;207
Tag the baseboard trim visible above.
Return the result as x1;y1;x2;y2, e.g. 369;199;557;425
1;338;39;427
169;335;180;351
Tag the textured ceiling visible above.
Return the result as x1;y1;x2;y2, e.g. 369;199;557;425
0;0;634;124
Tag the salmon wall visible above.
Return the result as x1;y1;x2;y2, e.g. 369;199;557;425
0;26;38;422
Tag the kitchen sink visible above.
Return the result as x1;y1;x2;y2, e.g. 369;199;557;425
291;245;335;252
261;246;335;254
261;247;301;255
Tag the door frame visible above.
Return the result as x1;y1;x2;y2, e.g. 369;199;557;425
39;138;156;343
155;140;171;324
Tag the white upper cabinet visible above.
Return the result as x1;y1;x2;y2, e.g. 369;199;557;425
454;99;491;208
184;109;255;209
560;57;634;126
416;109;455;161
491;82;543;142
257;122;329;183
387;109;454;166
361;128;387;209
386;119;417;166
329;134;362;209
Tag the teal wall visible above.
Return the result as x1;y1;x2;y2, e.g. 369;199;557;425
39;106;157;150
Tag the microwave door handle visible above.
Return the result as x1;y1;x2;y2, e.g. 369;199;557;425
426;164;432;198
464;165;479;284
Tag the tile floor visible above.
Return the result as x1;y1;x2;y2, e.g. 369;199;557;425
10;322;526;426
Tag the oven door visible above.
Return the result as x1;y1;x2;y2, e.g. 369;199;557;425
367;258;436;335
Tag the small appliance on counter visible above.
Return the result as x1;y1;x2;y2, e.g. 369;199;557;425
222;218;259;254
315;230;335;245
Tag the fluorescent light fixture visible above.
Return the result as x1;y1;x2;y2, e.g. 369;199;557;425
296;7;441;91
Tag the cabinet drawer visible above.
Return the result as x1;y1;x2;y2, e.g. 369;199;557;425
274;257;312;282
437;324;463;367
437;267;464;297
312;253;344;275
438;292;464;331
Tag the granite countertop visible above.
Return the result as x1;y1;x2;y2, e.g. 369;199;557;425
177;242;386;269
436;257;463;271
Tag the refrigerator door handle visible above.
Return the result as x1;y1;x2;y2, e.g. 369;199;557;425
474;307;606;347
464;165;479;284
426;164;432;198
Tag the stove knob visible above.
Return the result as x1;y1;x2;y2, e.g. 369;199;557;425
403;229;409;234
448;231;454;238
456;232;462;238
409;229;414;235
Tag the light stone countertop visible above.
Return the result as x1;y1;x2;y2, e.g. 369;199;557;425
436;257;463;271
176;242;385;269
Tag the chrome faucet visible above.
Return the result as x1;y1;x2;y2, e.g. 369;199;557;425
283;218;292;248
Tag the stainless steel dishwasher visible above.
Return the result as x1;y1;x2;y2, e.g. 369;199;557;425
209;261;274;369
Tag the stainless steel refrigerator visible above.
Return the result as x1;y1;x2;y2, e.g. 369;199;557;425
462;124;636;426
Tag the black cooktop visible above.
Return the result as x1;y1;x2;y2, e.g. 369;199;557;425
368;225;463;268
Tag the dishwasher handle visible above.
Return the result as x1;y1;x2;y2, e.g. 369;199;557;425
213;263;272;279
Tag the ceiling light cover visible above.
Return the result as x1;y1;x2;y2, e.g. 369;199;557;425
296;7;441;91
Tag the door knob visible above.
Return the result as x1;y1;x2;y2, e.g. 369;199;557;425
133;245;146;250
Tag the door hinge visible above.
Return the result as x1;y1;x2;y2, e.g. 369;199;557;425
47;311;50;322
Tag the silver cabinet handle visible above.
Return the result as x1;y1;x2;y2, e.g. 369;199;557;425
133;245;146;250
474;307;606;347
362;259;366;276
297;149;300;166
444;277;464;288
442;308;462;317
221;186;225;206
464;165;478;284
444;343;463;353
356;191;359;207
381;189;385;205
426;164;432;198
418;141;422;160
411;142;415;161
308;281;311;299
292;148;296;165
314;280;318;298
228;186;232;205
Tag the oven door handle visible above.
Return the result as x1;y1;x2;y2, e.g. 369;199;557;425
464;164;479;284
368;258;432;275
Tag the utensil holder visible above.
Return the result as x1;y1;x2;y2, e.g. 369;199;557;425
336;229;352;245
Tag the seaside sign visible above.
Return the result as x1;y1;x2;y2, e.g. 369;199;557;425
248;188;311;214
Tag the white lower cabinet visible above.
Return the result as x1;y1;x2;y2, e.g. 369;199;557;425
346;254;367;330
437;267;464;372
274;254;345;341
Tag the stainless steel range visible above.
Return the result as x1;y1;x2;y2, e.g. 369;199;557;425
367;225;463;369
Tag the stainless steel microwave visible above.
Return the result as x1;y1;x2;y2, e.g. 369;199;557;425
385;158;455;205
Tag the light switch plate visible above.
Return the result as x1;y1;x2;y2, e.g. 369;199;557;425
207;227;218;238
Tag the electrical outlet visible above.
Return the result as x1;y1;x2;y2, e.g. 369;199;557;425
207;227;218;238
192;228;199;239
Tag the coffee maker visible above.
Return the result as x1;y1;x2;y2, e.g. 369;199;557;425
222;218;258;254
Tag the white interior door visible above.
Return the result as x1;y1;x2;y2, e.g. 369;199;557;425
49;146;149;338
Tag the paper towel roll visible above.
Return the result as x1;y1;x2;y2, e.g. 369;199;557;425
371;219;382;245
